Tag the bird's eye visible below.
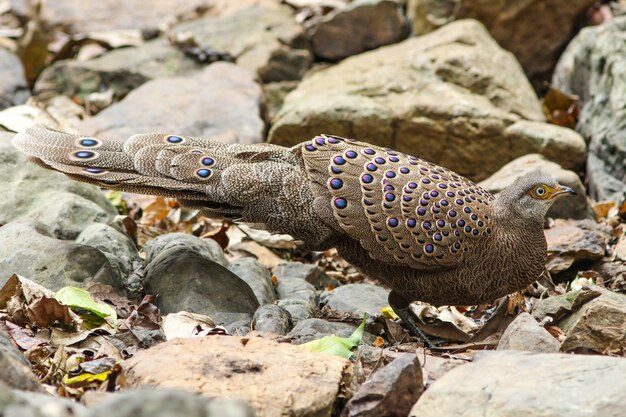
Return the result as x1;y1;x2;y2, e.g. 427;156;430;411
529;185;549;199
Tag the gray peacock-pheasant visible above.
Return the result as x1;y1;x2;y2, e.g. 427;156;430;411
12;125;575;343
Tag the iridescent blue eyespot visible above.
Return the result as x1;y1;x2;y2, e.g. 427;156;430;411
328;137;340;144
423;221;431;229
478;220;484;227
403;195;412;202
437;220;445;227
384;185;394;191
361;173;373;183
422;178;431;184
167;135;184;144
330;178;343;189
388;218;399;227
417;207;426;216
430;190;439;197
454;242;461;249
79;138;98;147
315;137;326;146
374;157;385;164
449;210;457;217
84;168;104;174
74;151;95;159
196;169;212;178
366;163;377;172
408;182;417;189
345;150;357;159
334;197;347;209
473;229;479;235
363;148;376;155
425;244;434;254
407;219;417;228
456;199;464;205
464;207;471;213
420;199;428;206
305;144;316;152
438;183;448;189
385;171;396;178
465;226;472;233
389;156;399;162
458;220;466;227
333;156;346;165
385;193;395;202
441;200;449;206
201;157;215;166
331;166;342;174
434;233;442;241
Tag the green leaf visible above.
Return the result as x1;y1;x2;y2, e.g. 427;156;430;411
55;286;117;324
301;314;365;359
106;190;128;214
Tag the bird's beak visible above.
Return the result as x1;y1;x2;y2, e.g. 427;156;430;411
551;183;577;199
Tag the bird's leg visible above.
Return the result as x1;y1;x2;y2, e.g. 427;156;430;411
388;290;433;348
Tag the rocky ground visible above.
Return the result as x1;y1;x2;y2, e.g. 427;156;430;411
0;1;626;416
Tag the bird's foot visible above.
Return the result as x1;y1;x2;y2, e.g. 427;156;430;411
388;291;434;348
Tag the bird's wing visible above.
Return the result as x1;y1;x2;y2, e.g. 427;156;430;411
301;135;496;269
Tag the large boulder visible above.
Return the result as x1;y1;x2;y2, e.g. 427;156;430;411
409;351;626;417
269;20;585;181
34;39;202;105
553;16;626;201
0;50;30;110
407;0;596;89
171;5;312;82
77;63;265;144
125;336;351;417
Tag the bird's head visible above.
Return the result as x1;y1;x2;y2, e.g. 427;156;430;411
494;168;576;224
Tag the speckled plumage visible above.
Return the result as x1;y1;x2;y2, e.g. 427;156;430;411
13;126;575;341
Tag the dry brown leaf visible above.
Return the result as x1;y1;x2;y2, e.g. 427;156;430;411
372;336;385;348
541;84;580;129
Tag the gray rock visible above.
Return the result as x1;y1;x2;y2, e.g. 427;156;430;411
479;154;592;220
143;233;228;267
0;132;117;238
545;220;611;274
252;304;293;335
497;313;560;353
262;81;298;123
342;353;423;417
273;262;337;290
323;284;389;317
0;50;30;110
87;388;255;417
532;287;603;323
270;20;585;182
409;351;626;417
310;0;407;61
144;246;259;325
559;289;626;355
228;257;276;305
287;318;376;345
407;0;595;89
0;381;84;416
553;16;626;201
0;332;43;392
275;274;318;322
76;223;141;286
34;38;202;105
171;5;312;82
0;221;119;291
224;319;252;337
21;0;215;34
77;63;264;145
